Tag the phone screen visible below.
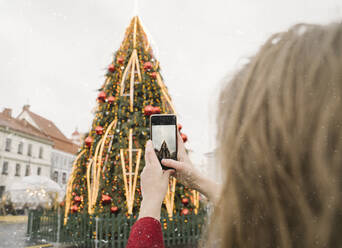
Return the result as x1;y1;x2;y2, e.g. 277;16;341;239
150;115;177;169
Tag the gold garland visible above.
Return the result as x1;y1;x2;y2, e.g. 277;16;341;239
88;119;118;214
156;73;176;114
120;147;142;214
164;177;177;217
64;150;86;225
192;190;200;214
86;136;103;214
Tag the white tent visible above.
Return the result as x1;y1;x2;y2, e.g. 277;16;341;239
3;176;65;209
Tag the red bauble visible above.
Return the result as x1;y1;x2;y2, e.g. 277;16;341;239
85;136;93;147
181;197;189;205
150;72;157;79
181;208;190;216
101;194;112;204
74;196;81;203
108;64;115;73
60;201;65;207
177;124;182;131
71;205;79;213
143;61;153;71
110;206;119;213
117;56;124;64
72;192;76;196
97;91;106;102
95;126;104;135
181;133;188;143
144;105;154;116
107;96;115;104
152;106;161;114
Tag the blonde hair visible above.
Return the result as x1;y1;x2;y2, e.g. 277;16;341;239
204;23;342;247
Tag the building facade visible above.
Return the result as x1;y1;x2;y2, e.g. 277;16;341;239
0;108;53;197
51;149;75;188
17;105;78;191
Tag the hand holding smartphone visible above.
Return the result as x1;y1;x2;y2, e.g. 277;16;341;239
150;114;177;170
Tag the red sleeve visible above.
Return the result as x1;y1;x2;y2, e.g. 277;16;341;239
126;217;165;248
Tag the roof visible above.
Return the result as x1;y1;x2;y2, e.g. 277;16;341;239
72;129;80;136
19;109;78;154
0;112;52;143
25;110;68;141
53;138;79;155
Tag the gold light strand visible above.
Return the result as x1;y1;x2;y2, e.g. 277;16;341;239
131;149;142;208
120;149;130;206
64;150;86;225
192;190;200;214
156;73;176;114
129;51;136;112
120;147;142;214
129;129;133;201
90;119;118;213
120;54;134;95
87;137;104;214
133;16;137;49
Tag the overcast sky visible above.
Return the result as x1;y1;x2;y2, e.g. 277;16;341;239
152;125;176;153
1;0;341;162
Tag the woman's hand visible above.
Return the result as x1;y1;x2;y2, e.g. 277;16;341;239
139;140;174;220
161;132;202;190
162;132;222;205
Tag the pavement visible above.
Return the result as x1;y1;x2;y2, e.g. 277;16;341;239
0;216;53;248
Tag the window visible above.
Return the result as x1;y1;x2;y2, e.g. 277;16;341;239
62;172;67;184
15;164;21;176
0;186;4;198
25;164;30;176
5;138;11;152
55;156;58;166
39;147;43;159
28;144;32;156
2;161;8;175
18;142;23;154
37;167;41;176
53;171;58;182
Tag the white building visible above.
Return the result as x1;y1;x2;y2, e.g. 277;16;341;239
71;128;82;146
17;105;78;191
0;108;53;197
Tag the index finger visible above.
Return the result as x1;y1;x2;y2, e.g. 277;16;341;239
177;131;187;159
145;140;161;168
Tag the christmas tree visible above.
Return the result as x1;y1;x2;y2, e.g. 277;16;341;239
64;16;200;223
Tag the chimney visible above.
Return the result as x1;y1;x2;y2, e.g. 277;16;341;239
2;108;12;117
23;104;30;111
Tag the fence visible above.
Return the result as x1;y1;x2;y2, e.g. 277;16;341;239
27;209;207;248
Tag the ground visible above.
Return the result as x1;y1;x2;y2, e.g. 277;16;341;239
0;216;52;248
0;222;28;247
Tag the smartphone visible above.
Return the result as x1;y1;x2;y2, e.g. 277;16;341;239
150;114;177;170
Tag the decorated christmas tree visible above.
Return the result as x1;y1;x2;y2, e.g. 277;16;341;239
64;16;200;223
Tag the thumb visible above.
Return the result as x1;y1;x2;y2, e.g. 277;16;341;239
163;169;175;181
162;159;182;170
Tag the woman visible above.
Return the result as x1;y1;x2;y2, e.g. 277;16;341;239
127;22;342;247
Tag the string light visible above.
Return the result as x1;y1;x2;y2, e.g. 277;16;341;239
64;16;199;221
